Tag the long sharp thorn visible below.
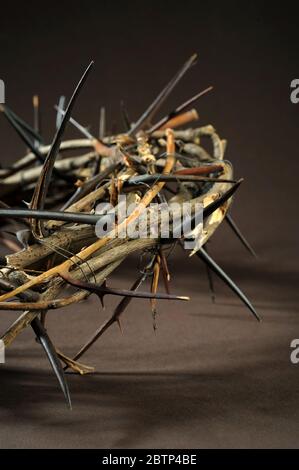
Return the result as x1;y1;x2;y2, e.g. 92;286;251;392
149;85;213;133
59;273;189;302
225;214;257;258
203;179;243;220
128;53;197;136
1;104;42;143
117;318;123;334
197;247;261;321
31;318;72;409
204;245;216;303
39;60;94;194
0;105;72;183
173;86;213;114
30;61;94;235
167;180;244;242
0;208;106;225
0;105;44;159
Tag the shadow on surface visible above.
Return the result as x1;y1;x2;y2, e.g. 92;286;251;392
1;344;298;449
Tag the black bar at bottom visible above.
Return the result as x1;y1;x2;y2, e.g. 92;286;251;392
0;449;298;466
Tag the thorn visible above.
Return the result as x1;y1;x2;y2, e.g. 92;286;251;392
60;273;188;302
225;214;257;258
164;180;244;246
1;105;71;183
98;294;105;309
117;318;123;334
128;54;198;136
149;85;213;133
1;105;44;160
30;61;94;236
197;248;261;321
204;245;216;303
203;180;244;221
0;104;42;143
31;318;72;409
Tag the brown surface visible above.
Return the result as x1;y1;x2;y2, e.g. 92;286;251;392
0;1;299;449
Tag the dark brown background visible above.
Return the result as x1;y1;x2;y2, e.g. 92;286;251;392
0;0;298;448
